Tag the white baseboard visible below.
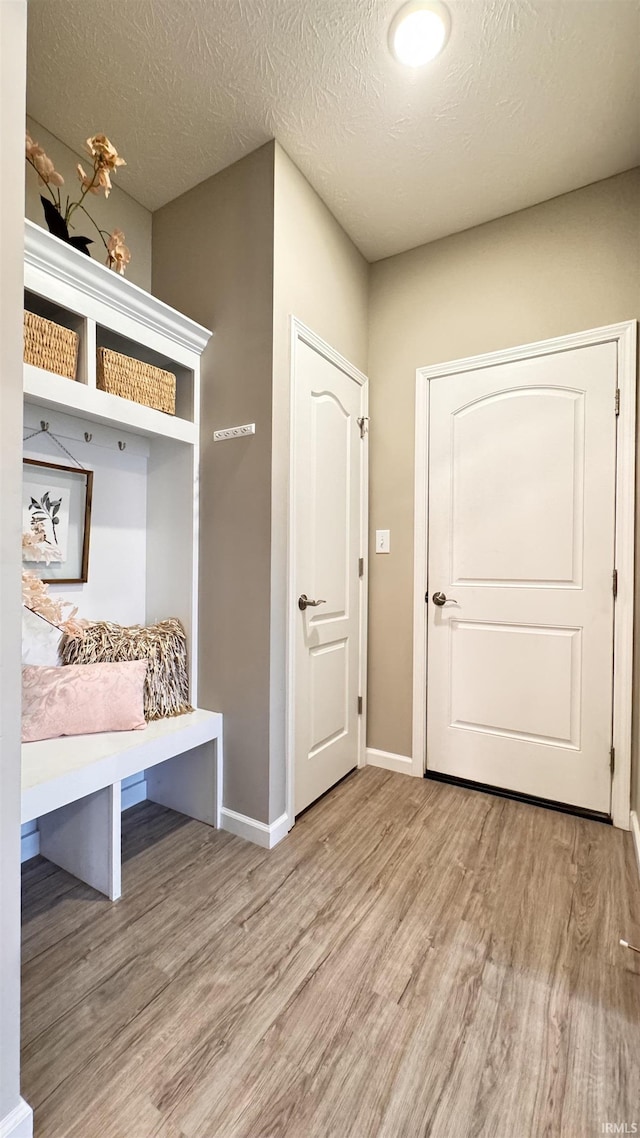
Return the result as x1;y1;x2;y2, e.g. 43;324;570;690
121;779;148;811
221;808;290;849
630;811;640;883
366;747;415;776
0;1098;33;1138
20;830;40;863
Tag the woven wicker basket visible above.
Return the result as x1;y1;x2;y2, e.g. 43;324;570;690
97;347;176;415
23;311;79;380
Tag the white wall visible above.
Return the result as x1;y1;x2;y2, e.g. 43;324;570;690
22;409;148;626
0;0;33;1132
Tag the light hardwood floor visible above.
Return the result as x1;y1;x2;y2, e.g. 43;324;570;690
21;768;640;1138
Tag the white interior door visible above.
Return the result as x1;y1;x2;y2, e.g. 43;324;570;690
426;342;617;814
293;333;367;816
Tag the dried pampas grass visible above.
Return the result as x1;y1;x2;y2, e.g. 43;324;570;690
60;618;192;721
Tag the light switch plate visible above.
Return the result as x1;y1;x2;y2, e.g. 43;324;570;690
376;529;390;553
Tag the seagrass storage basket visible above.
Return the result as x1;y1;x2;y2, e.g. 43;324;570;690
23;311;79;380
97;347;176;415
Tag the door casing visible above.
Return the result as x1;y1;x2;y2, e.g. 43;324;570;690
412;322;637;829
286;317;369;827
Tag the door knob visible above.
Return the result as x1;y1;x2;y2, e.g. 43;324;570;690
298;594;327;611
432;591;458;606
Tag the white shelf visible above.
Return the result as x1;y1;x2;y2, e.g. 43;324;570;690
24;364;198;444
22;708;222;822
22;709;224;900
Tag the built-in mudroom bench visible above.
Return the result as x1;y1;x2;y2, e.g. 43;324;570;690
21;220;220;900
22;711;222;900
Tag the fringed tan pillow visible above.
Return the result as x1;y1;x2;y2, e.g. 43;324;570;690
59;618;192;721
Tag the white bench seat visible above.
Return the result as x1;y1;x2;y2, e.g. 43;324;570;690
21;708;223;900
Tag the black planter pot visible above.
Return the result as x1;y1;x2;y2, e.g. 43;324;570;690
40;196;93;256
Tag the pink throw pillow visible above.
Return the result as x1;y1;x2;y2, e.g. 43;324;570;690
22;661;148;743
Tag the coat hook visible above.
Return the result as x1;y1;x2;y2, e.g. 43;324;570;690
84;432;93;443
118;440;126;451
40;420;49;432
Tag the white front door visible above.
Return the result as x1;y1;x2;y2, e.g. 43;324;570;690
292;332;367;815
426;342;617;813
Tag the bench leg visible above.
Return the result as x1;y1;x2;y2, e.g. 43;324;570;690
38;783;122;900
146;738;221;827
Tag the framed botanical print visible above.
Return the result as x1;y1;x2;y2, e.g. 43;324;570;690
22;459;93;584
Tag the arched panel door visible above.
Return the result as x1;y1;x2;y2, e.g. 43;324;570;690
293;335;367;815
426;343;617;813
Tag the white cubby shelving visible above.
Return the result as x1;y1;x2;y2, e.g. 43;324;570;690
21;221;220;899
24;219;211;659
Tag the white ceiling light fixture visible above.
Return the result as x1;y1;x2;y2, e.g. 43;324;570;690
389;0;451;67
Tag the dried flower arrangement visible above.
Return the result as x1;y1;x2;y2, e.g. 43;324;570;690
22;531;90;639
26;131;131;274
22;519;62;566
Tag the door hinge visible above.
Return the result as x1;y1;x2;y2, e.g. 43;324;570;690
357;416;369;439
359;557;364;578
610;745;615;775
357;695;363;715
613;568;618;599
615;388;620;416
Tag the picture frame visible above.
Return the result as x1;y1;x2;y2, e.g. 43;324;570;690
22;458;93;584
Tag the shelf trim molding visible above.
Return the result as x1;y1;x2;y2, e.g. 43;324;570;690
24;364;197;444
25;220;212;355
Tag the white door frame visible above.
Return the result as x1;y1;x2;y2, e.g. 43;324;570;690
412;321;637;829
286;317;369;828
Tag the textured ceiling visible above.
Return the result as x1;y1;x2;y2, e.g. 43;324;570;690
27;0;640;261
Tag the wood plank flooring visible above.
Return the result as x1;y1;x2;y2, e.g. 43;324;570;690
21;768;640;1138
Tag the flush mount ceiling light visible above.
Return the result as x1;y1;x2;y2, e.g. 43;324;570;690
389;0;451;67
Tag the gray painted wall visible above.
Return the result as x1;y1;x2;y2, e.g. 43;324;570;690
367;169;640;814
153;142;370;825
269;143;369;821
153;144;276;824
